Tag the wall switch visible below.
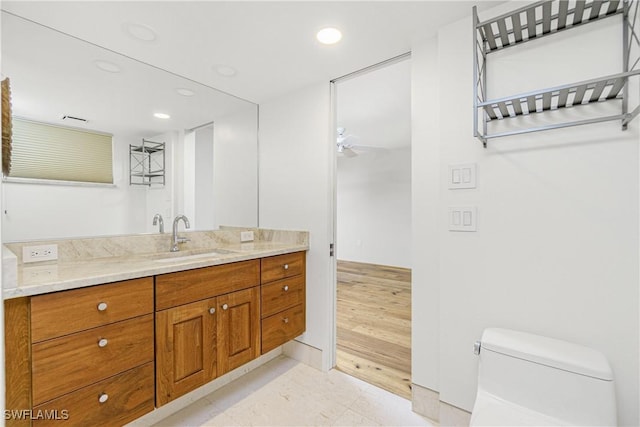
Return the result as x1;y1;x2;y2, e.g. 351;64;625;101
240;231;254;242
448;163;477;189
23;244;58;263
449;207;477;231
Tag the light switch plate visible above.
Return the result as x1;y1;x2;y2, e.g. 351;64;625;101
449;206;477;231
240;230;254;242
448;163;477;189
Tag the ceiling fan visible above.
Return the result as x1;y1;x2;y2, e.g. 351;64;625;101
336;127;380;157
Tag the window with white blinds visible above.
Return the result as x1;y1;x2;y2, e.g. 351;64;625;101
9;118;113;184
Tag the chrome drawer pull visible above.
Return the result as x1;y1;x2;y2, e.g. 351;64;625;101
98;338;108;348
283;285;289;292
283;317;289;324
209;307;216;314
98;393;109;404
283;264;289;270
97;302;108;311
222;304;229;310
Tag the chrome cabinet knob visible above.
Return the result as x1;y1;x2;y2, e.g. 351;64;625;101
98;393;109;404
283;264;289;270
209;307;216;314
98;338;108;348
283;285;289;292
97;302;108;311
222;304;229;310
283;317;289;324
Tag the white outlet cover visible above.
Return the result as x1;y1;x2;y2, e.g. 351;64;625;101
22;244;58;263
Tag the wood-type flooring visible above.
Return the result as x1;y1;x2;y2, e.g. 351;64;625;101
336;260;412;399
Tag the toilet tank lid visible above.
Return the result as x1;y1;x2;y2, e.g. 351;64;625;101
481;328;613;381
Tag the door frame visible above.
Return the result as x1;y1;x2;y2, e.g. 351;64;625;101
327;52;412;369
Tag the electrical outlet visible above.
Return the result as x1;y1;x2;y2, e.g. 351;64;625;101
240;231;254;242
23;244;58;263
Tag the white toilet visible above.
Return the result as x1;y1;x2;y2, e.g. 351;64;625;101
470;328;617;426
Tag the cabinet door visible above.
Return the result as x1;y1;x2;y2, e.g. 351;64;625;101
155;298;217;406
217;287;261;375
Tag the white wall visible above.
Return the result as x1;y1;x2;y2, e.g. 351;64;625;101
213;105;259;228
195;127;215;230
411;35;441;393
337;147;411;268
146;131;177;234
412;3;639;425
182;127;214;230
258;82;334;371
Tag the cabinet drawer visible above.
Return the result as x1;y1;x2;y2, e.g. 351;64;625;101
261;275;304;318
261;304;305;354
156;260;260;310
32;314;154;406
31;277;153;343
32;362;154;427
261;252;305;284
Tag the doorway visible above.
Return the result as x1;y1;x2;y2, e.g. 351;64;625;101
333;55;412;399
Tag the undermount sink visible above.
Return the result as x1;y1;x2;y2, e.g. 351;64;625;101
152;248;236;263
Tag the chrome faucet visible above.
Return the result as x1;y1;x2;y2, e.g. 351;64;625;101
171;215;191;252
152;214;164;233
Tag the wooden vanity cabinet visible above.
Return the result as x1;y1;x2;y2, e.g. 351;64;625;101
5;277;155;427
5;251;306;425
260;252;306;353
154;260;261;406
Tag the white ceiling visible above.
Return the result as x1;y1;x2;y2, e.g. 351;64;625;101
2;1;505;104
2;11;255;139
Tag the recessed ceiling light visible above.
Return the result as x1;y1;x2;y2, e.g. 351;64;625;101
214;65;237;77
124;22;157;42
94;60;121;73
317;27;342;45
176;88;195;97
154;113;171;119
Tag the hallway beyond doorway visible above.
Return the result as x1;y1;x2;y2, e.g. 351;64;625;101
336;260;412;399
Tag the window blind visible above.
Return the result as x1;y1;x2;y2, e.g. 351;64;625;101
9;118;113;184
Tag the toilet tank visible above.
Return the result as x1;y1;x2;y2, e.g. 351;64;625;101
476;328;617;426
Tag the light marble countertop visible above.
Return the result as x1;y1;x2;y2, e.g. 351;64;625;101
3;228;308;299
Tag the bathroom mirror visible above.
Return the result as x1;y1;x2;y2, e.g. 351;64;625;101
1;11;258;241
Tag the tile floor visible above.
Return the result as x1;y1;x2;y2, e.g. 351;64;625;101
153;355;435;427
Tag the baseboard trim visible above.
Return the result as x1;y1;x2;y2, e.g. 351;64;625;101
282;339;323;370
412;383;440;421
411;383;472;426
126;347;283;426
440;401;472;427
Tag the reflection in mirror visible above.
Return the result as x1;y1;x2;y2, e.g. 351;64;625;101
1;11;258;242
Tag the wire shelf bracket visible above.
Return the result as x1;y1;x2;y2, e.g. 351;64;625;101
473;0;640;147
129;138;166;186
